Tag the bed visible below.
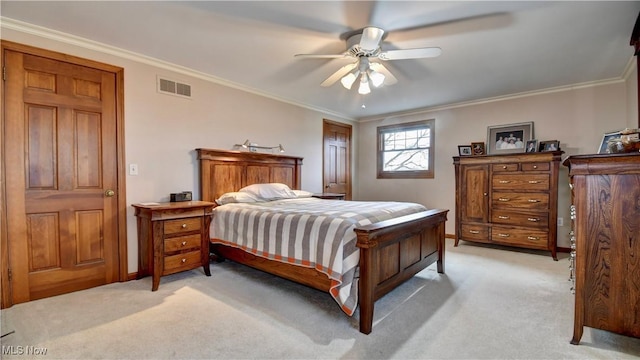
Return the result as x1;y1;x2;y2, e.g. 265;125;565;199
197;148;449;334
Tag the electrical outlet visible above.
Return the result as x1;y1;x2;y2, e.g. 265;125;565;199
557;217;563;227
129;163;138;176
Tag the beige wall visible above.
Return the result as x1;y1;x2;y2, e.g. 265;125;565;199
2;27;356;273
356;81;631;248
627;62;639;128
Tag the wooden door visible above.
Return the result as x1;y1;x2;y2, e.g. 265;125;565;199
2;44;124;305
323;120;351;199
460;164;489;223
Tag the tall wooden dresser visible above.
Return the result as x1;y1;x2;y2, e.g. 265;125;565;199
563;153;640;345
453;151;563;260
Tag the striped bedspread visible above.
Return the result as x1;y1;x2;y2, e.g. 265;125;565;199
210;198;427;316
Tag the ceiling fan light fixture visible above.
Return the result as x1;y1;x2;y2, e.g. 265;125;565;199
340;71;358;90
368;69;385;87
358;74;371;95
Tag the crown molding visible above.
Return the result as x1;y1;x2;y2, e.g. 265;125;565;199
358;76;626;123
0;17;355;122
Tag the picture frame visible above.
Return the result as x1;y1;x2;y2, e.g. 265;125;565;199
539;140;560;152
458;145;472;156
486;122;534;154
471;142;485;156
598;130;622;154
525;139;538;153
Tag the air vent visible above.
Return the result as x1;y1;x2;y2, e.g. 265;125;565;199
157;76;191;98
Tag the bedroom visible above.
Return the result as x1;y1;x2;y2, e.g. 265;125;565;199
1;1;640;358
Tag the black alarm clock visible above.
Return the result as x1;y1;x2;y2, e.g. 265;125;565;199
170;191;192;202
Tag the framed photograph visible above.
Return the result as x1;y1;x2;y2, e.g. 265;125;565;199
539;140;560;152
458;145;472;156
525;139;538;153
471;142;485;155
598;130;622;154
486;122;534;154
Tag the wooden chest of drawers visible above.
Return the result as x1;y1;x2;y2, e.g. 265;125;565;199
453;151;563;260
564;153;640;344
133;201;215;291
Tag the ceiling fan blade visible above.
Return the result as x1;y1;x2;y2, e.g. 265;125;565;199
294;53;350;59
320;62;358;87
359;26;385;51
369;62;398;85
378;47;442;60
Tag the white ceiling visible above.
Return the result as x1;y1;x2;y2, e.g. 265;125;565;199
2;1;639;120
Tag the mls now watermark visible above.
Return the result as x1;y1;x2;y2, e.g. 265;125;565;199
2;345;48;356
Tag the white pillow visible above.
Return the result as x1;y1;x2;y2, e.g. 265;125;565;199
239;183;297;201
216;192;260;205
292;189;313;198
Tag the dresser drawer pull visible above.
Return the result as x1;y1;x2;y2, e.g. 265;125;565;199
498;233;510;238
533;165;538;169
528;199;540;203
498;215;510;219
527;236;540;240
181;258;186;263
499;180;510;184
469;230;480;234
181;241;187;246
498;198;510;202
502;165;507;169
528;180;540;184
527;217;540;222
181;223;187;228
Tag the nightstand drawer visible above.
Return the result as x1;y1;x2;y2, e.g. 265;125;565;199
164;217;201;235
492;163;519;172
164;234;201;253
164;250;202;274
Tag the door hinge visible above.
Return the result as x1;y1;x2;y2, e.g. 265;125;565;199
2;66;5;81
7;268;12;281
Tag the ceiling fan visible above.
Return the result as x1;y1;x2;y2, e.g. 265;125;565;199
295;26;442;94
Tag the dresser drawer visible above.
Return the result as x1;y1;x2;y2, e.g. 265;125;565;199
164;234;201;253
521;162;550;172
492;192;549;209
491;226;548;249
492;210;549;227
163;250;202;274
492;174;550;191
492;163;519;172
461;224;490;242
164;217;202;235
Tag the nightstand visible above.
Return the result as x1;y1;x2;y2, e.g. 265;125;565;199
312;193;346;200
133;201;215;291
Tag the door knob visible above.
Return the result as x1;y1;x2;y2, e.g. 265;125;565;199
105;189;115;197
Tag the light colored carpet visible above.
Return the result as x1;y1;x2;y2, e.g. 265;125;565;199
2;239;640;360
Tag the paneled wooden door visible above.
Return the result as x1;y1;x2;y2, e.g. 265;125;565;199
322;120;351;200
2;43;125;305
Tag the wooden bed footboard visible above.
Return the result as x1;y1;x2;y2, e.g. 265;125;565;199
354;208;448;334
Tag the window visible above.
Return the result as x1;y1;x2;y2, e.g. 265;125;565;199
377;119;435;179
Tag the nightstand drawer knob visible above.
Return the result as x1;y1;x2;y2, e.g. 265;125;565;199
181;241;187;246
181;258;186;263
181;223;187;228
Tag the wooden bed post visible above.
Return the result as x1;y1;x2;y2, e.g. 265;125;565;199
356;236;378;335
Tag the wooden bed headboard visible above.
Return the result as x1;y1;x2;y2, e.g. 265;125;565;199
196;148;303;202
